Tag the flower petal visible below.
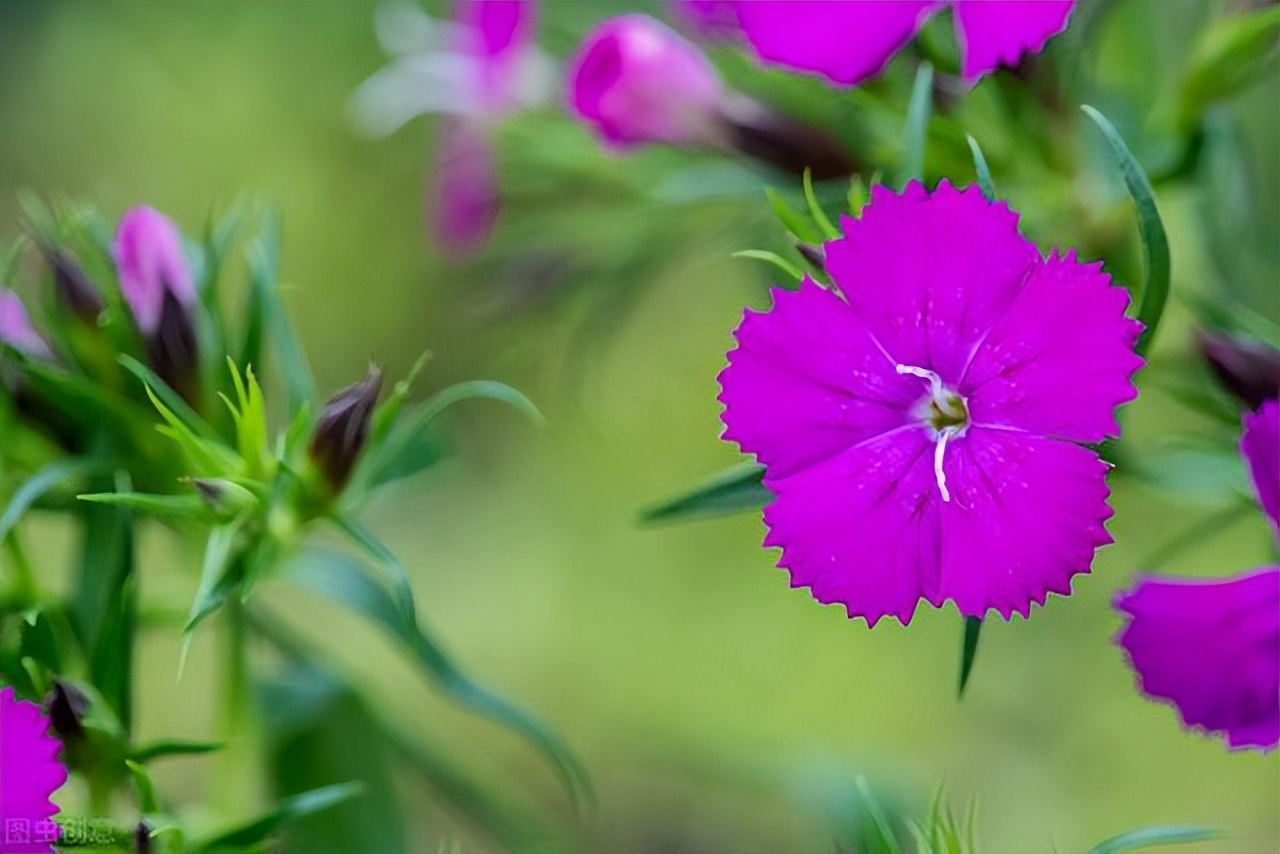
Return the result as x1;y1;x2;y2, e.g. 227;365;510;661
763;426;942;626
939;427;1113;618
719;278;921;480
733;1;936;86
963;249;1143;443
952;0;1075;82
0;687;67;854
825;181;1039;382
429;117;500;256
1115;567;1280;752
0;288;52;359
1242;400;1279;529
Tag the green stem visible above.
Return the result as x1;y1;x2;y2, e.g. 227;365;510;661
1;530;38;606
213;573;262;820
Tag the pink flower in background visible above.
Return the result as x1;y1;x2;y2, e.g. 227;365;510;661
1114;401;1280;752
0;289;52;359
719;181;1142;626
350;1;552;256
112;206;195;336
688;0;1074;86
568;15;724;149
0;687;67;854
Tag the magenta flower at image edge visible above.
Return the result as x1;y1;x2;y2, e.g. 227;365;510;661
718;180;1143;626
1114;400;1280;752
679;0;1075;85
567;14;723;149
0;687;67;854
0;289;52;359
111;205;196;336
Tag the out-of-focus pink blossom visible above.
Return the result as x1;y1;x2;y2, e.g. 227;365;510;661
112;206;195;336
0;289;52;359
568;15;723;149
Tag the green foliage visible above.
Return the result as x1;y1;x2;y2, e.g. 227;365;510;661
1088;825;1221;854
641;463;769;524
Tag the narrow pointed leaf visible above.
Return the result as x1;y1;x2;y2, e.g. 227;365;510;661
190;782;364;853
803;169;839;240
901;62;934;185
1081;105;1171;357
129;740;224;763
1088;825;1220;854
732;250;804;285
765;187;824;244
120;355;220;441
78;491;212;522
966;136;996;201
641;463;769;524
1;458;105;541
288;550;594;816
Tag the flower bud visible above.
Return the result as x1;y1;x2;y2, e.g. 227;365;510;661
146;287;201;403
1199;329;1280;411
568;15;724;149
43;680;90;743
190;478;261;519
716;95;857;179
47;249;105;324
112;206;196;337
308;367;383;494
0;287;53;359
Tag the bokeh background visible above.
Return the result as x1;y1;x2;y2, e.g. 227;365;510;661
1;0;1277;851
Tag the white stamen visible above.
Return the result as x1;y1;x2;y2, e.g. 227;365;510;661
895;363;945;397
934;428;953;503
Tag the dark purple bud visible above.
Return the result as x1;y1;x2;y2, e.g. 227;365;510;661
1199;329;1280;411
794;241;825;274
309;367;383;493
134;821;152;854
716;95;857;180
48;250;105;324
146;288;200;404
43;680;90;743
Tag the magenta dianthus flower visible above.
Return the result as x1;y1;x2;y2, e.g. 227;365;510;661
1114;401;1280;752
0;687;67;854
568;14;724;149
0;289;52;359
719;181;1142;625
686;0;1074;86
112;206;196;337
350;0;551;255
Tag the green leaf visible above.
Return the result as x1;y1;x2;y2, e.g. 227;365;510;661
182;521;246;645
765;187;824;245
129;740;224;764
73;501;136;733
1;458;105;542
261;665;407;854
1088;825;1221;854
127;760;160;814
965;136;996;201
731;250;804;285
803;169;839;240
640;463;769;524
288;550;594;816
1177;6;1280;131
119;355;221;442
361;381;541;489
190;782;364;853
247;208;317;412
901;62;934;185
1081;105;1171;358
78;491;213;522
957;617;983;699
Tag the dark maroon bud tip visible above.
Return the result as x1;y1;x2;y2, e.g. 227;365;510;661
309;366;383;493
47;249;105;323
43;680;90;742
1198;329;1280;411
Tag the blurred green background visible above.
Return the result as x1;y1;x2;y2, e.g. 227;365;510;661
1;0;1277;851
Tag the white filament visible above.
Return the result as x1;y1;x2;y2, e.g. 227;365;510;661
897;363;958;503
934;429;954;503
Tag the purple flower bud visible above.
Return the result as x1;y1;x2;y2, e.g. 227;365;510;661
112;206;196;337
309;367;383;494
568;15;724;149
0;288;53;359
1199;329;1280;411
42;680;90;744
47;250;105;325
